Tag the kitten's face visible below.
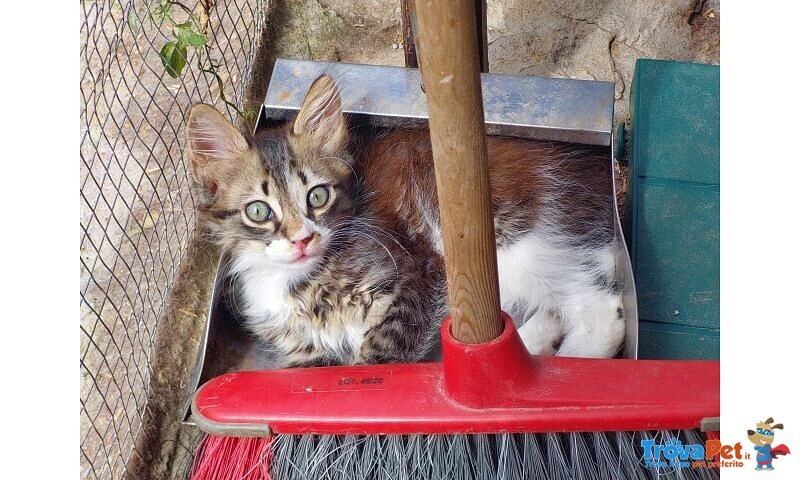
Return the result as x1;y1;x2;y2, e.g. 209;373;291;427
217;131;355;274
186;76;353;277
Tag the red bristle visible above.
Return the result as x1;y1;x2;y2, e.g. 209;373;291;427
190;435;274;480
705;430;720;462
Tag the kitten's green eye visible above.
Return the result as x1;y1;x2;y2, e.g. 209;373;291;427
308;185;330;209
245;201;272;222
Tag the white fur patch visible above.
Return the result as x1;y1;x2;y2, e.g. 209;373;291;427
230;251;296;334
413;178;443;255
496;227;624;358
230;248;373;361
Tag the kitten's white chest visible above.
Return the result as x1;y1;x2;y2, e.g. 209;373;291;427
238;268;294;333
236;264;372;360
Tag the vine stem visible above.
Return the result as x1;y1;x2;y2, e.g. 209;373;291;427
151;0;252;120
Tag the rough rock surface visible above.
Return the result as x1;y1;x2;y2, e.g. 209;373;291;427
263;0;719;123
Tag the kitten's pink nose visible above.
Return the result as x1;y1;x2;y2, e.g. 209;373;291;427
292;235;313;253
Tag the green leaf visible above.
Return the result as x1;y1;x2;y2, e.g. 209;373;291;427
152;0;171;22
174;24;208;47
127;9;140;33
159;41;187;78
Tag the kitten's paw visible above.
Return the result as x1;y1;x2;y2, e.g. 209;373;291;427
557;295;625;358
516;308;563;356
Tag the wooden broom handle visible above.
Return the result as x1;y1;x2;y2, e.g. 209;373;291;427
414;0;502;343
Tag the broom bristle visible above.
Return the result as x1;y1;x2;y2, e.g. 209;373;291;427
254;430;720;480
189;434;274;480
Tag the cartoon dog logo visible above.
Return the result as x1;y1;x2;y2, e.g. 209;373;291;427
747;417;791;471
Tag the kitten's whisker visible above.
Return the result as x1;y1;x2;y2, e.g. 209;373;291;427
318;155;359;182
340;220;412;258
347;231;399;277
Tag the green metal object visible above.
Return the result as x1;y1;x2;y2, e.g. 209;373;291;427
628;59;720;360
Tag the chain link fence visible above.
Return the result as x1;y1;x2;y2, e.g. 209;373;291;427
80;1;265;478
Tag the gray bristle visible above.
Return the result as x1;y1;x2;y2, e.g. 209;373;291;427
468;434;495;479
496;433;523;479
448;432;472;480
616;430;648;480
427;434;451;480
520;432;548;479
406;434;429;479
340;435;362;479
270;434;294;479
383;434;408;480
569;432;600;480
266;430;718;479
546;432;571;480
357;432;381;478
591;431;618;480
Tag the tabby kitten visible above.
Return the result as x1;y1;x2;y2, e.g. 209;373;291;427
187;75;625;366
186;77;446;367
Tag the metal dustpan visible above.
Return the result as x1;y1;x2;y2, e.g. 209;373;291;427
182;58;638;422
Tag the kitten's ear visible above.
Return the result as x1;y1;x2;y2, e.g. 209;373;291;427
292;75;347;153
185;104;248;209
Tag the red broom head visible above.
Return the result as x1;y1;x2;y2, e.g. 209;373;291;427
194;315;719;436
189;434;274;480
